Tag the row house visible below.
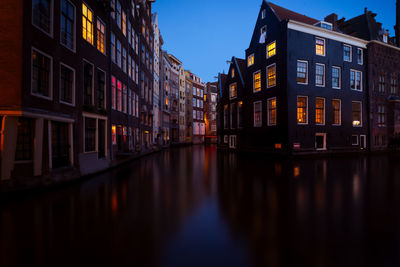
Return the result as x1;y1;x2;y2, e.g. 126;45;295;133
205;82;218;144
167;54;181;144
218;1;369;153
185;71;194;143
179;64;187;143
152;12;162;145
160;51;171;146
187;72;206;144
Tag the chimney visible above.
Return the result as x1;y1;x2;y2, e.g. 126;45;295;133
325;13;338;30
396;0;400;46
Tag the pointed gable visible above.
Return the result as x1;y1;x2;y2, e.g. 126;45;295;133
267;2;318;25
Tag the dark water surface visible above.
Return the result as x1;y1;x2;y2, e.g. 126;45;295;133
1;146;400;266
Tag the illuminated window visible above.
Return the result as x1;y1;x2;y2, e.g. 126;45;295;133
352;101;362;127
248;54;254;66
61;0;75;50
267;41;276;58
238;101;244;128
344;45;352;62
33;0;52;34
96;19;105;54
315;63;325;87
253;71;261;92
231;68;235;78
377;104;386;127
112;125;117;145
122;10;126;35
350;70;362;91
315;38;325;56
315;98;325;125
82;3;93;45
332;66;341;89
332;99;341;125
267;97;276;126
267;64;276;88
297;60;308;84
254;101;262;127
229;83;237;99
117;80;122;111
32;49;52;98
297;96;308;124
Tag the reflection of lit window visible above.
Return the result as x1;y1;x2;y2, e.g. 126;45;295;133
82;3;93;44
267;41;276;58
294;166;300;177
352;101;362;126
275;143;282;149
253;71;261;92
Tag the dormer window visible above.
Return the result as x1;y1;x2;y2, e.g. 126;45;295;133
383;34;388;43
261;9;266;19
314;21;332;30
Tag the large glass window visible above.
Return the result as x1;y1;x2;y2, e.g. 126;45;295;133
297;96;308;124
315;98;325;125
253;71;261;92
332;66;341;89
32;49;51;98
82;3;93;45
315;64;325;87
61;0;74;49
352;101;362;126
96;19;105;54
332;99;341;125
315;38;325;56
60;64;74;104
33;0;52;34
297;61;308;84
267;98;276;125
267;64;276;88
254;101;262;127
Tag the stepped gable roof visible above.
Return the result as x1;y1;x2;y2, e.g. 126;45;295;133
267;2;319;25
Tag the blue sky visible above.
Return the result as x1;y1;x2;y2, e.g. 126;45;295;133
153;0;396;83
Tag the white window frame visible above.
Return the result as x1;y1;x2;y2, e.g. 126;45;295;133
315;133;327;150
315;37;325;56
315;97;326;126
253;70;261;93
60;0;76;52
297;95;308;125
253;101;262;127
315;63;325;87
31;47;53;100
96;17;106;55
332;66;341;89
32;0;54;37
248;54;254;67
267;41;276;59
260;25;267;36
357;48;363;65
229;135;237;149
352;135;359;146
350;69;363;91
297;60;308;85
267;97;277;126
343;44;352;62
352;101;363;127
267;63;276;88
59;62;76;106
82;112;108;158
83;59;95;106
332;99;341;126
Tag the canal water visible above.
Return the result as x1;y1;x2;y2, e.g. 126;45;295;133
1;145;400;266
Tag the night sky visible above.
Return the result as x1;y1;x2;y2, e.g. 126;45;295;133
153;0;396;83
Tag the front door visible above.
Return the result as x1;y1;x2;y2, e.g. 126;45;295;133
52;121;70;169
315;133;326;150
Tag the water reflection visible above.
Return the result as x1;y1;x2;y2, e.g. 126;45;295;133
1;148;400;266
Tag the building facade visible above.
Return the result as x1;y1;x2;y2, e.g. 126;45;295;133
160;51;171;146
205;82;218;144
152;12;162;145
179;65;186;143
168;54;181;144
187;72;205;144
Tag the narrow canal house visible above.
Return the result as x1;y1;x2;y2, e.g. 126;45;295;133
336;3;400;151
218;57;247;149
167;54;182;145
218;1;369;153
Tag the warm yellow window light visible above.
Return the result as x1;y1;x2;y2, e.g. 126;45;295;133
82;3;93;45
254;72;261;92
248;54;254;66
316;38;325;56
268;65;276;87
267;41;276;58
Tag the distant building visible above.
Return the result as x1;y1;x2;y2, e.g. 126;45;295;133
185;72;194;143
152;12;162;145
179;65;187;143
160;51;171;146
187;72;205;144
168;54;182;144
205;82;218;144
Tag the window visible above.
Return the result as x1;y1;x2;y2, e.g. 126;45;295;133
248;54;254;66
352;101;362;127
33;0;52;35
343;45;352;62
267;41;276;58
391;74;397;94
122;47;127;72
357;48;363;65
350;70;362;91
111;32;115;62
60;0;75;50
117;80;122;111
116;40;121;67
230;103;237;129
315;64;325;87
260;26;267;35
297;96;308;124
267;97;277;126
224;105;228;129
297;60;308;84
315;98;325;125
315;38;325;56
32;49;52;99
123;84;127;113
122;10;126;35
352;135;359;146
111;0;115;19
254;101;262;127
83;61;93;105
60;64;74;105
15;118;34;161
238;101;244;128
377;104;386;127
230;83;237;99
315;133;326;150
267;64;276;88
82;3;93;45
97;69;105;109
231;68;235;78
253;71;261;92
379;74;385;93
116;1;121;28
84;117;96;152
111;76;116;110
332;99;341;125
96;19;105;54
261;9;266;19
332;66;341;89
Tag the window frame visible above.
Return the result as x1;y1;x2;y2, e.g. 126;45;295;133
350;69;363;91
82;2;94;45
315;97;325;125
32;0;54;37
96;17;106;55
253;101;262;127
248;54;254;67
332;99;341;126
267;63;276;88
229;82;237;100
351;135;359;146
267;97;277;126
83;59;95;106
261;9;266;19
253;70;261;93
296;60;308;85
297;96;308;125
343;44;352;62
82;113;108;157
357;48;363;65
315;37;325;56
332;66;341;89
60;0;76;52
31;47;53;100
315;63;325;87
59;62;76;106
97;67;107;109
352;101;363;127
267;41;276;59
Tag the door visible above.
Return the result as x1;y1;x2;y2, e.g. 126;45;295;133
52;121;70;168
315;133;326;150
